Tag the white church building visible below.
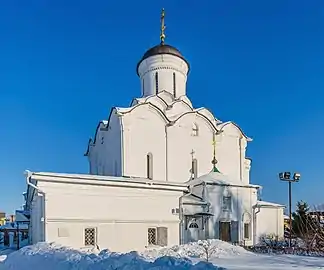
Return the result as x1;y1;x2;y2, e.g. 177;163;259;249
24;10;284;252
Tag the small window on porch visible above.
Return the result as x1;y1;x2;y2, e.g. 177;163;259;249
244;223;250;239
222;196;232;212
189;222;199;229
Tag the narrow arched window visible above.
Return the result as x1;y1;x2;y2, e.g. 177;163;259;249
192;123;199;136
142;78;145;96
146;153;153;179
192;158;198;179
155;72;159;94
173;72;176;97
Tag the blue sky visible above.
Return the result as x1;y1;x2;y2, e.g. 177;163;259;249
0;0;323;214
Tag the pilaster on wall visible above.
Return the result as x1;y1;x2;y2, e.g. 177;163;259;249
244;158;252;184
239;137;247;181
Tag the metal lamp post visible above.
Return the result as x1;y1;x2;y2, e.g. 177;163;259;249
279;171;301;248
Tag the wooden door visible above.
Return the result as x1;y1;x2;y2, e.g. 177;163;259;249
219;222;231;242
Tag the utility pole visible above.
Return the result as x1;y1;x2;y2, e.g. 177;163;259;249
279;172;301;248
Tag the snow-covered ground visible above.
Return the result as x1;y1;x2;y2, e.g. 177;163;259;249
0;240;324;269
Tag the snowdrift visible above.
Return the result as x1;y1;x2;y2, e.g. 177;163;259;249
141;239;252;261
0;241;239;270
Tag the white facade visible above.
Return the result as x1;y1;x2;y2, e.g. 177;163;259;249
24;28;285;250
25;172;187;252
25;171;284;250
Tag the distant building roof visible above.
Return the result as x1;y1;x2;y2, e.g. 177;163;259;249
0;222;28;230
309;204;324;212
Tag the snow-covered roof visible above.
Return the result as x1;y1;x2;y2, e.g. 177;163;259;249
15;210;30;223
283;214;290;219
181;193;208;205
256;200;285;208
187;172;261;189
26;171;189;192
85;91;252;158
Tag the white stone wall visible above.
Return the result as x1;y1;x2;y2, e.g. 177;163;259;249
31;179;183;252
120;104;250;183
255;207;284;243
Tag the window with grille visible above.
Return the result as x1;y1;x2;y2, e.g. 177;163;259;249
244;223;250;239
148;227;168;246
148;228;157;245
155;72;159;94
84;228;96;246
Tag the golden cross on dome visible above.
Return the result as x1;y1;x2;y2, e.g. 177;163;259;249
160;8;166;44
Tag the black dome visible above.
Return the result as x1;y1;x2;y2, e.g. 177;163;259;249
136;44;189;76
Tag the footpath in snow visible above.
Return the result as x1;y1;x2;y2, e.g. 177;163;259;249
1;239;324;270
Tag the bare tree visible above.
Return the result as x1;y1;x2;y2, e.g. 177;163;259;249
294;204;324;252
198;240;217;262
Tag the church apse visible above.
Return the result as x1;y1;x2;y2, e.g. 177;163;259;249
86;112;123;177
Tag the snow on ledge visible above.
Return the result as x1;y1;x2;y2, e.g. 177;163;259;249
256;200;285;208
